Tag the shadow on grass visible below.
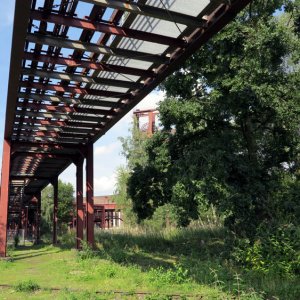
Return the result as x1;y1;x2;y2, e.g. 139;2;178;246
10;243;62;261
90;227;299;300
18;227;299;300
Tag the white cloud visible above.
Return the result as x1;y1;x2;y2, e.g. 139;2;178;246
94;142;118;156
136;89;165;111
94;173;117;195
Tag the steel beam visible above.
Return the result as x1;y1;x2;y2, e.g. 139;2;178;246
75;157;84;249
4;0;31;139
52;177;58;245
10;175;53;180
80;0;203;27
18;92;122;108
13;125;95;133
11;141;86;152
0;140;11;257
26;34;167;64
17;102;116;116
19;81;131;98
101;206;105;229
16;111;107;123
23;52;154;77
36;191;41;244
22;69;143;89
30;10;184;46
14;117;100;128
86;143;94;247
90;0;253;143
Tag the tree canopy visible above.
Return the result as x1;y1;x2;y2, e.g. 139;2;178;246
128;0;300;238
41;179;74;233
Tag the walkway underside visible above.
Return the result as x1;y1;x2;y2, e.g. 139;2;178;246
0;0;251;256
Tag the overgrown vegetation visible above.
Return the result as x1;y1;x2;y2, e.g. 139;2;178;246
14;280;40;292
1;227;299;299
113;0;300;280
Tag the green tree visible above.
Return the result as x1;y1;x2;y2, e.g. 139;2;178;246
119;116;149;169
115;117;178;228
113;117;148;226
128;0;300;237
41;179;74;234
113;166;137;226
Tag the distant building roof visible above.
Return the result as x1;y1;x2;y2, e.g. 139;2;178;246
83;195;115;205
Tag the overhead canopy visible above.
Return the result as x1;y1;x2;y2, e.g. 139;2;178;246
3;0;251;213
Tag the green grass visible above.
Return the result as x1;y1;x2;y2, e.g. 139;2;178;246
0;226;299;299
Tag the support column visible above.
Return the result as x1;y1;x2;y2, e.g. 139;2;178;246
147;111;154;135
75;157;84;249
113;211;116;228
86;143;94;246
52;177;58;245
101;206;105;229
0;140;11;257
24;205;29;241
36;191;41;244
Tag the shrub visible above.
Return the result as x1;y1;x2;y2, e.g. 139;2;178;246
149;263;190;286
14;280;40;292
232;224;300;277
77;240;95;260
60;231;75;248
13;234;19;248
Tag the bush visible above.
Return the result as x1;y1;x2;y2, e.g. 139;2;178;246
60;231;75;248
13;234;19;248
232;224;300;277
77;240;95;260
14;280;40;292
149;263;190;286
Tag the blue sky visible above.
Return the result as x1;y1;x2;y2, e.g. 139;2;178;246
0;1;164;196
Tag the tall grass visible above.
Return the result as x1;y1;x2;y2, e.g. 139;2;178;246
91;224;299;300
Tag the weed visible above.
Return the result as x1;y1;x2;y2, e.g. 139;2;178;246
233;273;242;299
102;264;118;278
77;240;95;260
149;263;190;286
60;231;75;248
210;268;224;290
14;279;40;292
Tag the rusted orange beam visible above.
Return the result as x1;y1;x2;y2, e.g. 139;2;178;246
0;140;11;257
30;10;185;46
20;81;131;98
86;143;94;247
23;52;154;77
75;157;84;249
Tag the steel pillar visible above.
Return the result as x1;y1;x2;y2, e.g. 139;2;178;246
25;205;29;241
75;157;84;249
0;140;11;257
36;191;41;244
52;177;58;245
86;144;94;246
147;111;155;135
101;206;105;229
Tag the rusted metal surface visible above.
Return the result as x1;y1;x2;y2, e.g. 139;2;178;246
0;140;11;257
86;144;94;247
75;157;84;250
52;177;58;245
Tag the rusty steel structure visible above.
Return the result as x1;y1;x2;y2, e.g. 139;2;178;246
134;108;159;135
0;0;252;257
